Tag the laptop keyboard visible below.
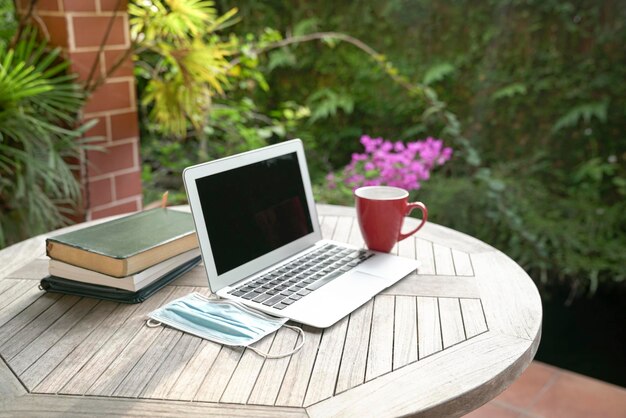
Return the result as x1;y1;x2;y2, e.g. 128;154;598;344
227;244;374;310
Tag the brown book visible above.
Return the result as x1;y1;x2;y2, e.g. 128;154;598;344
46;209;199;277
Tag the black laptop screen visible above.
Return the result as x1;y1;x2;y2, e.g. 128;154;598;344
195;152;314;275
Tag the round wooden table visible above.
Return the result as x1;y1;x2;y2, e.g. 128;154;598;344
0;204;541;417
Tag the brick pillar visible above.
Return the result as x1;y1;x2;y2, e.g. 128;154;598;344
19;0;143;220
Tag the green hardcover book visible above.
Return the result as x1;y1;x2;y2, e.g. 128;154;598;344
46;208;198;277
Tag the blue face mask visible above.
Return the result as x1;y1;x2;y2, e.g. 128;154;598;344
146;292;304;358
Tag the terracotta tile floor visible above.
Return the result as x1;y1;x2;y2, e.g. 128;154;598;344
465;361;626;418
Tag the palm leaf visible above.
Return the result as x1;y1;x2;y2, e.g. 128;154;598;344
0;27;87;247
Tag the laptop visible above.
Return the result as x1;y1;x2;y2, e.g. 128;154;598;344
183;139;419;328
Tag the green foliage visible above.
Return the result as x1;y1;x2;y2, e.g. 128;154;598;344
422;62;455;86
216;0;625;295
0;28;89;247
552;100;608;133
130;0;237;139
306;88;354;123
0;0;16;47
418;159;626;295
133;1;317;203
491;83;527;101
134;0;624;295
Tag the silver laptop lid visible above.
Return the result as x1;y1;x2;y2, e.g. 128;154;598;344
183;139;322;292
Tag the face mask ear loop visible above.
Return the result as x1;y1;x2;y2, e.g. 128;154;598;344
246;325;306;359
146;319;163;328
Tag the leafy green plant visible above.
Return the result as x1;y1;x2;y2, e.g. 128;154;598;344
552;100;608;133
129;0;237;141
0;28;89;247
0;0;16;47
227;0;625;296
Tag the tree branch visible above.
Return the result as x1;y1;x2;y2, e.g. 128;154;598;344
227;31;418;93
83;0;124;93
9;0;38;48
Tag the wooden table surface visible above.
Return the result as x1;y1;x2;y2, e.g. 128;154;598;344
0;204;542;417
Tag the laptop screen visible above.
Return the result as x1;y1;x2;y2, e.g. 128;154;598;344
195;151;314;275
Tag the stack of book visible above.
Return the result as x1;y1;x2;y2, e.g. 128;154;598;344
41;208;201;303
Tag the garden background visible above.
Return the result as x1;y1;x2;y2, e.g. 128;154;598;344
0;0;624;386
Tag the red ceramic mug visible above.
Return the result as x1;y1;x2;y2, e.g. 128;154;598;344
355;186;428;253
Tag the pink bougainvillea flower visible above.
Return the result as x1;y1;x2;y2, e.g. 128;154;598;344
329;134;452;192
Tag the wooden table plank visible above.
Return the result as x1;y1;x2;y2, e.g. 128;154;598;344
5;258;49;281
170;265;209;288
248;325;302;405
365;295;395;381
59;287;175;395
220;333;276;404
398;237;416;260
20;300;118;389
140;333;203;399
461;298;488;338
415;238;435;275
346;217;364;248
439;298;466;348
383;275;479;299
452;249;474;276
307;332;533;418
194;345;245;402
0;394;309;418
0;295;80;360
302;316;349;406
413;220;496;254
113;291;214;398
0;236;45;280
472;252;542;341
86;287;191;397
332;216;354;243
113;327;183;397
275;326;323;407
417;297;443;358
166;339;222;401
320;216;338;240
433;243;455;276
10;298;99;376
0;278;20;298
334;300;373;394
393;296;418;370
0;357;26;399
0;286;45;329
34;301;141;394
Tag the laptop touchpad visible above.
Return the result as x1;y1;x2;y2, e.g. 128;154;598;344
357;253;419;279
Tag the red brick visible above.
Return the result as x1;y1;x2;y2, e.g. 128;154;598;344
71;15;126;49
35;0;61;11
15;0;28;11
110;111;138;141
103;48;134;77
83;115;109;143
496;361;558;408
63;0;97;11
69;51;103;81
83;80;132;113
99;0;128;11
530;370;626;418
86;141;136;175
17;0;56;11
114;170;141;200
463;402;519;418
39;16;69;47
91;200;138;219
88;177;113;207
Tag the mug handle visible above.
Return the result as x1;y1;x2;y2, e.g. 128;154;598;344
398;202;428;242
